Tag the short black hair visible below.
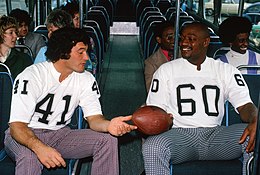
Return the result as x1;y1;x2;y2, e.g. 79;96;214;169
218;16;252;44
45;27;90;62
180;21;210;38
9;8;31;26
154;21;175;38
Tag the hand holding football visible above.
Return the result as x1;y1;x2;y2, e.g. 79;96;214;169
132;105;173;135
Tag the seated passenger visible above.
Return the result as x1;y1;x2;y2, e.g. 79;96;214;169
144;21;177;92
218;16;260;74
34;9;73;64
9;8;46;59
4;27;137;175
143;21;257;175
61;0;80;28
0;15;33;80
61;0;98;76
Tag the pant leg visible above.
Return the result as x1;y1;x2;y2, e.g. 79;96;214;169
4;128;43;175
5;127;119;175
206;124;251;175
142;128;200;175
47;127;119;175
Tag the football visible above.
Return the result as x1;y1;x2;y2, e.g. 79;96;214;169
132;105;173;135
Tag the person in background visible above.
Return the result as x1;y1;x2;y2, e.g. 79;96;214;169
61;0;80;28
142;21;257;175
9;8;46;59
34;9;73;64
218;16;260;74
62;0;98;76
0;15;32;80
4;27;137;175
144;21;176;92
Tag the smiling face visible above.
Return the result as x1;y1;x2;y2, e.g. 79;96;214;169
157;26;175;51
231;33;249;54
1;27;17;48
179;23;210;65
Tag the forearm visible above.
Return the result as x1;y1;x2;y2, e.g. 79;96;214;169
9;122;45;153
87;114;110;132
238;102;258;123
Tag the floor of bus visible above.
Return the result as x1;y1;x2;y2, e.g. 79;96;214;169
78;34;147;175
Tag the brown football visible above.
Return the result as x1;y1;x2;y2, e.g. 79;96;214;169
132;105;173;135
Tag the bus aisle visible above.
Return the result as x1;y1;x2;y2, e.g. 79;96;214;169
99;34;146;175
77;30;146;174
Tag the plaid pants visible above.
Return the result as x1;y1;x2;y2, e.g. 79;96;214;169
142;124;251;175
4;126;119;175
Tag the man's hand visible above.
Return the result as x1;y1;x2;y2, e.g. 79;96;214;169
107;115;137;136
239;119;257;153
238;102;258;153
34;144;66;169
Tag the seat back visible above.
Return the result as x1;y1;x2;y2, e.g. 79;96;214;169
251;94;260;175
0;72;13;151
97;0;114;26
212;47;230;59
82;25;102;80
137;7;160;27
226;74;260;125
135;0;153;22
139;11;162;35
0;63;11;75
155;0;173;15
87;10;110;46
168;11;188;22
84;20;104;62
34;25;48;38
140;14;165;49
14;45;34;60
89;6;110;28
143;20;165;58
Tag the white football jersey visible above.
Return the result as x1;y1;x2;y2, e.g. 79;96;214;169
147;57;252;128
9;62;102;130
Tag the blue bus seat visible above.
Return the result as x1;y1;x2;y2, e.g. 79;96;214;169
34;25;48;38
212;47;230;59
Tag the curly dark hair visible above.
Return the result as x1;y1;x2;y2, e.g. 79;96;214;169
45;27;90;62
9;8;31;26
218;16;252;44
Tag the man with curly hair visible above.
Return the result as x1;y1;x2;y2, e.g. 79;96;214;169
4;27;137;175
218;16;260;74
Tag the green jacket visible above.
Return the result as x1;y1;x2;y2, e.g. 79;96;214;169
0;48;33;80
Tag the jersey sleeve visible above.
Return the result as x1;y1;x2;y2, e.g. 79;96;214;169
9;67;41;123
79;73;102;118
224;65;252;109
146;65;170;112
